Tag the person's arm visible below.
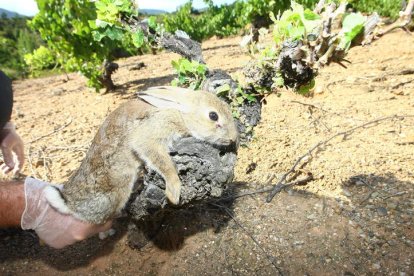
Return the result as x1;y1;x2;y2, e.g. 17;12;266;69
0;70;13;130
0;180;25;226
0;178;112;249
0;70;25;174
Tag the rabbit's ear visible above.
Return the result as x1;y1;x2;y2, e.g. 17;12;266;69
138;86;195;113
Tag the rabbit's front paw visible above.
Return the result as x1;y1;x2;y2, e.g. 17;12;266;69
165;180;181;205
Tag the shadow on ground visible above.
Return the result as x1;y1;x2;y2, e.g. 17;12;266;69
0;182;246;271
0;219;127;271
202;44;240;52
126;182;247;251
117;74;176;93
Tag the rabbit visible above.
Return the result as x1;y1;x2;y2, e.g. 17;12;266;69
44;86;239;224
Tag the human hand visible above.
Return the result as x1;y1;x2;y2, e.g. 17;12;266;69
0;122;25;175
21;177;112;249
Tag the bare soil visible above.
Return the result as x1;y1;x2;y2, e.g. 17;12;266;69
0;30;413;275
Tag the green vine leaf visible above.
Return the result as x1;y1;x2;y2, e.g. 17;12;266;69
131;30;145;48
338;13;366;51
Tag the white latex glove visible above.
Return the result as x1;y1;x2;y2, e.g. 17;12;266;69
0;122;25;175
21;177;112;249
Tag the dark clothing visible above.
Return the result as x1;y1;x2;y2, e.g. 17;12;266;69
0;70;13;131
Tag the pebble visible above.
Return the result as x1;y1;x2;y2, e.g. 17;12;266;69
293;241;305;246
35;160;45;167
372;263;381;269
50;88;65;96
342;188;351;197
387;202;398;209
355;180;365;186
387;240;397;246
377;207;388;217
314;85;324;94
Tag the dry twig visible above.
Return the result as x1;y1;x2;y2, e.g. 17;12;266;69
359;190;375;205
217;176;314;202
266;115;413;202
29;118;72;144
364;0;414;44
27;145;40;179
40;147;52;181
378;0;414;36
291;100;331;131
266;175;314;199
391;79;414;89
290;100;326;111
382;191;408;200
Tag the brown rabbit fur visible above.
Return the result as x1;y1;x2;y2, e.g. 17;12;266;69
44;86;239;224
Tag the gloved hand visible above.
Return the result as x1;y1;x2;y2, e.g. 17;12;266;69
21;177;112;249
0;122;25;175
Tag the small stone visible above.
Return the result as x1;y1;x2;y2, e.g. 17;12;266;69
314;85;324;94
372;263;381;269
51;88;65;96
342;188;351;197
377;207;388;216
387;202;398;209
387;240;397;246
293;241;305;246
391;89;405;96
355;180;365;186
367;84;375;92
346;76;356;83
35;160;44;167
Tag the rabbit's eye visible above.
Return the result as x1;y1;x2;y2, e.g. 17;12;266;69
209;111;219;121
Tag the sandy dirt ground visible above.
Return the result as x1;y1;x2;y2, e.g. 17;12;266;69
0;29;413;275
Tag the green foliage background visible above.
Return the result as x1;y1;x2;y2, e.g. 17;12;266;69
0;15;43;78
0;0;405;83
349;0;401;19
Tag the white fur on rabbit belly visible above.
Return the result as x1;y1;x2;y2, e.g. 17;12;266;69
44;185;72;214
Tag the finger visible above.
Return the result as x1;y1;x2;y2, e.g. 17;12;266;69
1;146;15;171
73;220;113;241
12;142;25;172
0;163;12;174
